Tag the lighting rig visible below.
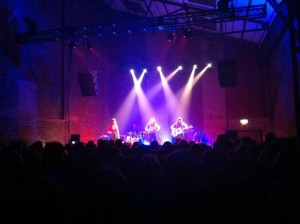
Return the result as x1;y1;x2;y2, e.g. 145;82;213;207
16;4;267;44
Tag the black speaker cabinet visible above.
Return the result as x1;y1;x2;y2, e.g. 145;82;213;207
217;59;237;87
78;71;99;96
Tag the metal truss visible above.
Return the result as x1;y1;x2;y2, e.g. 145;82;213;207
16;4;267;44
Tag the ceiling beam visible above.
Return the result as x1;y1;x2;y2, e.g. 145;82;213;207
16;4;267;44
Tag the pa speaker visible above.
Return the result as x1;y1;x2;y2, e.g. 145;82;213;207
217;59;237;87
78;71;99;96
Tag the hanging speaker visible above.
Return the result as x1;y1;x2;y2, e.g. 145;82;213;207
217;59;237;87
78;71;99;96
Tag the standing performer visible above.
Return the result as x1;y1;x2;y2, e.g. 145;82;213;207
107;118;120;141
145;117;160;142
131;123;139;137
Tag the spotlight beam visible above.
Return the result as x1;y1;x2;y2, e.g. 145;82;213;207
178;65;197;119
131;69;156;125
116;69;146;131
192;63;211;87
158;68;180;118
148;66;182;101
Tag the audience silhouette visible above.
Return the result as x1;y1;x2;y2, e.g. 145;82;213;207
0;133;299;223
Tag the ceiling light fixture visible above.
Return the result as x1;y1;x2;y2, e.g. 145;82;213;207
67;40;76;49
87;41;92;50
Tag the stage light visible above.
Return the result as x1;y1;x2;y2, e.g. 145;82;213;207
87;41;92;50
178;66;183;70
207;63;212;68
217;0;231;11
157;66;162;71
167;32;176;42
240;119;248;126
143;68;147;73
193;64;197;69
24;16;37;35
130;69;134;74
183;28;191;38
67;40;76;49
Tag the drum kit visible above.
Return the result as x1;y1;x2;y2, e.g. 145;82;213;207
125;130;162;145
125;131;144;145
100;131;152;145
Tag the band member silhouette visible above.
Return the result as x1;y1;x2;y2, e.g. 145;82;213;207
145;117;160;142
107;118;120;141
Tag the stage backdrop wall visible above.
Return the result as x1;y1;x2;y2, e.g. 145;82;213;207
1;0;291;146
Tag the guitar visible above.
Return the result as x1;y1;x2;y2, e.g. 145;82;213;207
171;125;193;137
